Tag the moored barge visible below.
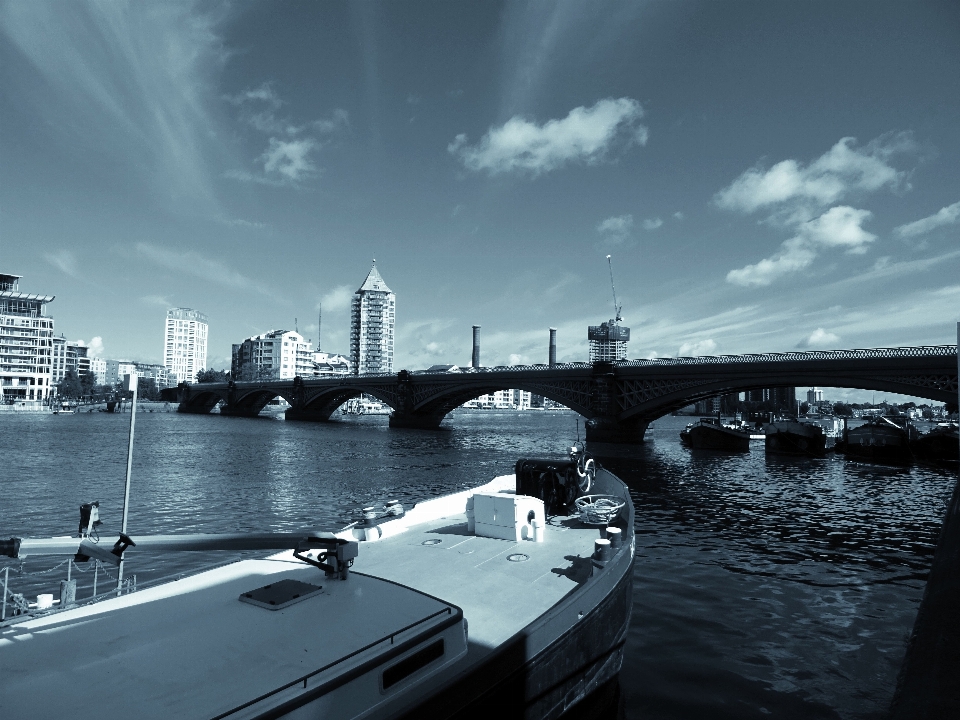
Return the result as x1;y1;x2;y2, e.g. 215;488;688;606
680;417;751;452
0;453;634;719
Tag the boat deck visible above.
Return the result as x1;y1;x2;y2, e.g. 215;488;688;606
0;474;616;720
359;502;603;654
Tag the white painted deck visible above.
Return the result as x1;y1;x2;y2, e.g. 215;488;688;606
0;474;611;719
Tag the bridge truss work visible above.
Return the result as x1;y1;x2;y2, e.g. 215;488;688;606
172;345;958;453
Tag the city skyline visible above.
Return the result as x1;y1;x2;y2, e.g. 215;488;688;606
2;3;958;403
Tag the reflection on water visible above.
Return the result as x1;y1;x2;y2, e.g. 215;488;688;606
1;411;954;719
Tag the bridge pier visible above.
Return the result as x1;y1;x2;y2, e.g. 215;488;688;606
388;411;445;430
584;417;649;458
284;407;337;422
218;405;264;418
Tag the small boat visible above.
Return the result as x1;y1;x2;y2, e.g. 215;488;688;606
764;421;828;457
0;449;634;719
911;422;959;466
837;415;917;465
680;417;751;452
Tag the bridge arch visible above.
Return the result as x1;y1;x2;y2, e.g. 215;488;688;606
618;371;958;425
290;385;399;421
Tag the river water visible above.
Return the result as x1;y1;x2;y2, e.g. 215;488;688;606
1;410;955;719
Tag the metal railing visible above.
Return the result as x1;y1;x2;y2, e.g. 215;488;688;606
182;345;958;390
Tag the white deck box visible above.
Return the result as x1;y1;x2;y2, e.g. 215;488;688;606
472;492;545;542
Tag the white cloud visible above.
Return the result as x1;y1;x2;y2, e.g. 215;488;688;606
894;200;960;238
597;214;633;235
44;249;78;277
673;212;684;221
715;135;912;214
225;83;282;110
320;285;353;313
727;206;875;286
86;336;104;357
596;214;634;247
225;83;347;185
260;137;318;181
678;338;717;357
796;328;840;349
449;97;647;177
642;217;663;231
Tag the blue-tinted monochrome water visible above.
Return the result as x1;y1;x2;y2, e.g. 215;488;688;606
1;410;954;719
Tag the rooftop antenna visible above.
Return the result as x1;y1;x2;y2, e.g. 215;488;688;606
606;254;622;323
317;303;322;352
295;317;298;334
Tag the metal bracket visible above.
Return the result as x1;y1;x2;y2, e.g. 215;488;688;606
293;535;358;580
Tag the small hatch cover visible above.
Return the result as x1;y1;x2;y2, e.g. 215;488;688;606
239;579;323;611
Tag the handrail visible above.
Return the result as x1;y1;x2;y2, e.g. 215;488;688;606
212;605;454;719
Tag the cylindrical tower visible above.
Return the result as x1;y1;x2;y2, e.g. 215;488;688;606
472;325;481;368
549;328;557;367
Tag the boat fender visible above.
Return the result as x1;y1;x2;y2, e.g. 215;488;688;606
576;458;595;493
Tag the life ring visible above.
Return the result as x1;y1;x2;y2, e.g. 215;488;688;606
576;458;595;493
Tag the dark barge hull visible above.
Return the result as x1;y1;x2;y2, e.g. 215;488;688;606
765;429;828;457
397;467;635;720
681;424;750;452
839;424;913;465
912;427;960;466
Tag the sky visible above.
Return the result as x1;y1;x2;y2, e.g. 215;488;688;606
1;1;958;402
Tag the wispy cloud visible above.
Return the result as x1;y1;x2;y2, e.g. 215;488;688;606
1;2;230;211
678;338;717;357
596;214;633;245
449;98;647;177
135;242;278;299
141;294;172;307
642;217;663;231
225;83;348;185
715;134;912;215
796;328;840;349
44;249;78;277
319;285;353;312
727;206;876;286
718;134;911;286
894;199;960;238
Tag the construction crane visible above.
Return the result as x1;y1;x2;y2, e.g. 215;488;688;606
606;254;622;324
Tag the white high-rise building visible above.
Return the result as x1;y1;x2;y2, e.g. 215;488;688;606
231;330;313;380
350;262;395;375
163;308;208;385
0;273;55;403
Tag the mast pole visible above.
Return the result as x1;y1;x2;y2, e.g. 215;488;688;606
117;373;138;593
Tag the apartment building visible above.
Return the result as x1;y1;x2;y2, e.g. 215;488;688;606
164;308;208;385
232;330;313;380
0;273;54;403
350;262;395;375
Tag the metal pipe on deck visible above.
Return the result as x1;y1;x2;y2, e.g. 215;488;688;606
549;328;557;367
2;532;336;559
472;325;481;368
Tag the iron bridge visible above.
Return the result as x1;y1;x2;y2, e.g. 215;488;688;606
171;345;958;451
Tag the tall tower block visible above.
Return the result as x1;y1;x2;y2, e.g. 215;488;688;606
350;261;396;375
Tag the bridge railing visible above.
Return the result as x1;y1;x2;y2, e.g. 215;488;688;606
180;345;958;389
617;345;958;367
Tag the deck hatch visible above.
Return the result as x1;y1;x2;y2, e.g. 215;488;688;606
238;579;322;610
381;639;445;690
